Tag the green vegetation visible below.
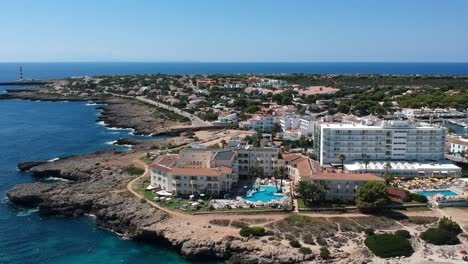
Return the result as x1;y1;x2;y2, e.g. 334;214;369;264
395;230;411;239
319;247;331;259
296;180;327;206
356;181;390;211
239;226;266;237
153;107;190;123
421;217;462;245
125;165;145;176
365;233;414;258
289;240;301;248
299;247;312;255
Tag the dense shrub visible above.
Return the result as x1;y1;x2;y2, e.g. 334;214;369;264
420;228;460;245
320;247;330;259
290;240;301;248
420;217;462;245
239;226;266;237
364;233;414;258
395;230;411;239
299;247;312;255
409;193;428;203
439;217;462;234
364;228;375;236
125;165;145;176
317;237;328;246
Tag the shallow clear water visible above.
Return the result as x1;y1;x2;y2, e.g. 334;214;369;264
418;190;459;198
242;185;285;203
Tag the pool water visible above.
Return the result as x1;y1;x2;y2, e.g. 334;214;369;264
419;190;459;198
242;185;285;203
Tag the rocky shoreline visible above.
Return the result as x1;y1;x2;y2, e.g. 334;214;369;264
0;87;190;136
6;148;314;263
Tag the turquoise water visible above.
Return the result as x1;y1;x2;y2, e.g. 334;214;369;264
242;185;285;203
0;96;204;263
419;190;459;198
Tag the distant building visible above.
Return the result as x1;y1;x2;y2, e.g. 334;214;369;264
448;137;468;155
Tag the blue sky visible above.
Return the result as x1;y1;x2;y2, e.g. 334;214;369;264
1;0;467;62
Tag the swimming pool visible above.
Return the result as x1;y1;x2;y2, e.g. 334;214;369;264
241;185;285;203
418;190;459;198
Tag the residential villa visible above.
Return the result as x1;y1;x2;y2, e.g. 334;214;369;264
448;136;468;155
304;172;385;202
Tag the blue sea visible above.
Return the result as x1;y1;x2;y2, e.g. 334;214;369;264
0;62;467;263
1;62;468;79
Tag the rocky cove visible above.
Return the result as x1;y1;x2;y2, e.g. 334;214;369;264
6;146;316;263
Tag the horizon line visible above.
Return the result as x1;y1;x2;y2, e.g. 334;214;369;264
1;61;468;64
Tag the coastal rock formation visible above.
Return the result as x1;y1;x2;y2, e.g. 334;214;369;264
7;149;314;263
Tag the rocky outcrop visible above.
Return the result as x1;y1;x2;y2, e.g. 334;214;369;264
18;161;46;171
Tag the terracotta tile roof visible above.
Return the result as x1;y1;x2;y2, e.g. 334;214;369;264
151;155;178;172
171;166;232;177
307;173;384;182
448;137;468;147
282;153;302;162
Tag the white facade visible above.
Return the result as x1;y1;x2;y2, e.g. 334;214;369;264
236;147;281;178
250;115;280;132
150;149;238;197
224;83;246;89
280;115;301;132
319;121;447;165
216;112;237;124
449;137;468;154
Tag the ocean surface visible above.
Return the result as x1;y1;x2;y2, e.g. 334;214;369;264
1;62;467;263
1;62;468;79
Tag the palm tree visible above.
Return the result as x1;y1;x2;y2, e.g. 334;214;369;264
220;139;227;149
339;154;346;172
274;166;287;193
384;162;392;184
460;150;467;163
273;169;279;191
362;154;369;173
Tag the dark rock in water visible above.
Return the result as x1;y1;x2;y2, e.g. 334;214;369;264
17;162;46;171
115;138;141;146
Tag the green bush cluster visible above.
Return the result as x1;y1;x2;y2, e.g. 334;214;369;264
299;247;312;255
420;217;461;245
364;233;414;258
395;230;411;239
289;240;301;248
319;247;330;259
239;226;266;237
125;165;145;176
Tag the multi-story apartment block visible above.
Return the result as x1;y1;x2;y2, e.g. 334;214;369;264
319;121;446;165
250;114;280;132
150;148;238;197
317;121;460;177
236;147;281;178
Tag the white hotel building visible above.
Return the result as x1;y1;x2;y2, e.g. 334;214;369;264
318;121;460;177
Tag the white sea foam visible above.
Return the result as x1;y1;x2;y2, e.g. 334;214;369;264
86;102;99;106
97;121;106;126
17;208;39;217
106;140;117;145
47;157;60;162
45;177;70;182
